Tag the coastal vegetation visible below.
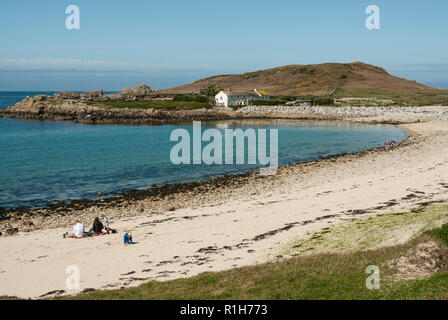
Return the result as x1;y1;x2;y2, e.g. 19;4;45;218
163;62;448;106
87;99;211;110
199;84;223;97
334;88;448;106
59;202;448;300
251;96;334;106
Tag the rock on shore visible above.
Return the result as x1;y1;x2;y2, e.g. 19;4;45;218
0;94;236;124
1;89;447;124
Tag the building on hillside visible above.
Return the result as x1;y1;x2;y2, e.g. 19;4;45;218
253;89;270;101
215;89;270;107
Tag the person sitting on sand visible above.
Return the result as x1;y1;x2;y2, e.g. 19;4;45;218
88;217;104;234
102;216;117;234
124;232;133;245
72;220;84;238
384;141;397;149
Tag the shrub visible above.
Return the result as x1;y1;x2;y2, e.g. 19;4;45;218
279;96;297;101
200;85;223;97
250;100;284;106
298;68;315;75
296;96;335;106
426;223;448;245
173;95;210;103
313;97;334;106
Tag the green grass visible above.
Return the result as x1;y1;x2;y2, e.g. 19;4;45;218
425;222;448;245
86;100;211;110
283;203;448;256
58;236;448;300
334;88;448;106
53;203;448;300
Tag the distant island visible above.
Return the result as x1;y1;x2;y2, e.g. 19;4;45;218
163;61;448;106
1;62;448;125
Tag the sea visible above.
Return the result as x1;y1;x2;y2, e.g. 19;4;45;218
0;91;409;209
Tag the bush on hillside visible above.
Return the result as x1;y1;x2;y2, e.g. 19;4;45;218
250;100;284;106
200;85;223;97
173;95;210;103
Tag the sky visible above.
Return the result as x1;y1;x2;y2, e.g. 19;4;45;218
1;0;448;91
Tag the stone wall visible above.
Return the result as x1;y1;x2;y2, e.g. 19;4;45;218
236;105;448;122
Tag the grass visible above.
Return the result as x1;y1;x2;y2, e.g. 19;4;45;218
425;221;448;245
58;237;448;300
86;100;211;110
53;202;448;300
334;88;448;106
283;203;448;256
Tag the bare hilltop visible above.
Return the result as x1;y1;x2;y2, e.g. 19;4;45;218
164;62;448;105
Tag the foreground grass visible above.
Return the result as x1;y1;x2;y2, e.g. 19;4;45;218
87;100;211;110
58;203;448;300
61;237;448;300
284;203;448;256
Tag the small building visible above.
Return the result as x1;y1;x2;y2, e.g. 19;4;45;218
215;89;270;107
253;89;270;101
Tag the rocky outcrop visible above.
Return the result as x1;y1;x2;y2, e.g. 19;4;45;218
54;90;103;101
0;95;236;124
2;95;448;125
52;84;153;103
121;84;152;97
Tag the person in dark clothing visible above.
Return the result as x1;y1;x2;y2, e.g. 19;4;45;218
90;217;103;234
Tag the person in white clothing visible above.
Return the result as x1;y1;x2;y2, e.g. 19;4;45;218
72;221;85;238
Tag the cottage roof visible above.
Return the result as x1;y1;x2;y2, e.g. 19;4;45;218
257;90;270;96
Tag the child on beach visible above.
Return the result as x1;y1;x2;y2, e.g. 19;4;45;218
124;232;133;245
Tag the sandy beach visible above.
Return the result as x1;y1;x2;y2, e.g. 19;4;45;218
1;118;448;299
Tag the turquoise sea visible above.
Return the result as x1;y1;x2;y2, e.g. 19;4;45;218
0;92;409;209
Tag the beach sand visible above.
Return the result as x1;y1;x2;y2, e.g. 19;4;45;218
1;120;448;299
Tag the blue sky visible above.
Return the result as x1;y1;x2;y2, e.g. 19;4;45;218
1;0;448;91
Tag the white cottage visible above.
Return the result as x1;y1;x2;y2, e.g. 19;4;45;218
215;89;270;107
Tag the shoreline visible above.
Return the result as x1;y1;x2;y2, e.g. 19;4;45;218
1;106;448;298
0;125;412;236
1;94;448;126
0;120;447;298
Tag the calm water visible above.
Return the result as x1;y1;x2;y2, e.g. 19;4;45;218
0;92;409;209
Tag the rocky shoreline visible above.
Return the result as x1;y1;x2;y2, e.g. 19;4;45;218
1;92;447;125
0;136;415;237
0;94;237;125
1;92;446;236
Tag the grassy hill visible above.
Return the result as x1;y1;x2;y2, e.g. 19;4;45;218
163;62;448;105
